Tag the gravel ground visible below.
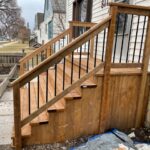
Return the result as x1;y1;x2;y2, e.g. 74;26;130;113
23;137;88;150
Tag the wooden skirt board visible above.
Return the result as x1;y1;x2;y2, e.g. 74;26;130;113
19;65;149;146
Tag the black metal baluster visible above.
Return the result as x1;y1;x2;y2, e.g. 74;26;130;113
36;55;38;65
54;64;57;96
102;29;106;62
28;82;31;115
138;16;146;63
85;40;87;53
59;40;61;50
41;51;42;62
32;58;34;68
132;15;140;63
37;75;40;109
126;14;133;63
46;70;48;103
86;41;90;73
79;46;82;79
71;51;74;84
63;37;65;47
54;43;56;53
27;61;29;71
120;14;127;63
113;14;120;63
94;35;99;67
63;57;66;90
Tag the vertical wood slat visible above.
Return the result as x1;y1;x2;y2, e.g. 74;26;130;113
99;6;118;133
20;63;24;76
69;22;73;42
90;37;94;58
135;15;150;127
13;83;22;150
47;46;51;58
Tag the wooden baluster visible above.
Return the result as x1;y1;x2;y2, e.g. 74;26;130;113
47;46;51;58
135;15;150;127
99;6;118;133
90;37;94;58
13;83;22;150
19;63;24;76
69;22;73;42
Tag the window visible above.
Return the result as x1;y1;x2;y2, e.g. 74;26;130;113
48;21;53;39
73;0;93;22
115;0;129;33
73;0;93;38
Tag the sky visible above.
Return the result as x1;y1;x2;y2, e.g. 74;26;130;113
17;0;44;31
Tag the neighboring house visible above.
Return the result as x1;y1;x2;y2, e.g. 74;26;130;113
34;0;66;44
34;13;44;43
66;0;150;63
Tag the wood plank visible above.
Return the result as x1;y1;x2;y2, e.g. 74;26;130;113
111;63;142;68
20;63;104;127
13;83;22;150
110;2;150;11
69;21;96;27
135;16;150;127
99;6;118;133
96;68;142;76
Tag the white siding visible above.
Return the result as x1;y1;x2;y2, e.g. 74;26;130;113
129;0;150;63
53;12;66;37
66;0;74;28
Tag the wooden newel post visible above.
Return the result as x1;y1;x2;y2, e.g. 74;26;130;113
13;83;22;150
99;6;118;133
135;15;150;127
69;22;73;42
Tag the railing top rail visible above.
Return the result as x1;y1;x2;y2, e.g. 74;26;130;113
19;28;71;64
11;16;111;87
109;2;150;11
69;21;97;27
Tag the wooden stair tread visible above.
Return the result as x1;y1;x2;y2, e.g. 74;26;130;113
41;70;66;111
66;57;101;71
22;124;31;137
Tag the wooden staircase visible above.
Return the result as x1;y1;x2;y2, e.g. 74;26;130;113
11;3;150;149
18;58;100;146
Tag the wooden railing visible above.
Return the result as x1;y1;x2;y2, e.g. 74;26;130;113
19;28;71;75
12;3;150;150
19;21;96;76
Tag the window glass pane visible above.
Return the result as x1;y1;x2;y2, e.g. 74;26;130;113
80;0;88;22
48;21;53;39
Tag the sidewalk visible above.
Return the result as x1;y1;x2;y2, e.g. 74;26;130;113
0;88;13;146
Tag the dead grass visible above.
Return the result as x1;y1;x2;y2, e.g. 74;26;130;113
0;41;34;54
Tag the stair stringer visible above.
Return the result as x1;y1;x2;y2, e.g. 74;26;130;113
22;75;104;146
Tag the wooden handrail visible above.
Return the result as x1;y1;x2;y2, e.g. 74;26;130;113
69;21;97;27
109;2;150;11
20;28;71;64
109;2;150;16
11;16;111;87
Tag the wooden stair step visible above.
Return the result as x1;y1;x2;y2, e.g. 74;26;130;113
22;124;31;137
81;80;97;88
64;90;82;100
66;57;101;71
41;69;66;112
30;78;49;125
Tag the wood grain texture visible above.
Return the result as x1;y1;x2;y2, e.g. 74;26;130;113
135;16;150;127
99;6;118;132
